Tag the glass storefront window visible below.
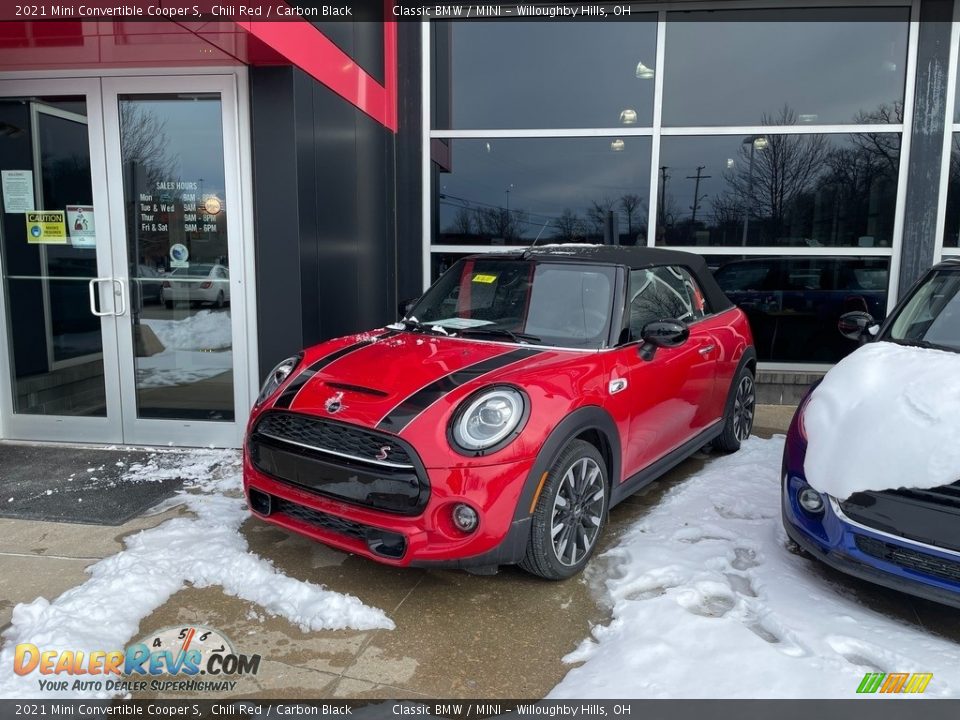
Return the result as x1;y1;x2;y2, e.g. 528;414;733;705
710;255;890;363
655;134;900;248
433;18;657;129
662;7;909;127
942;134;960;249
118;93;234;422
435;137;651;246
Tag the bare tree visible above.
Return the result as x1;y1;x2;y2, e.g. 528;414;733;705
620;193;645;243
475;207;522;243
723;105;830;238
120;102;175;187
552;208;585;242
586;197;617;238
448;207;475;236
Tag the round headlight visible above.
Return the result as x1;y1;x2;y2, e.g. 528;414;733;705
798;486;825;514
256;355;301;406
451;387;526;453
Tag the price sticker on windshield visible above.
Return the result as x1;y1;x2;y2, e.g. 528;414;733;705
472;273;498;284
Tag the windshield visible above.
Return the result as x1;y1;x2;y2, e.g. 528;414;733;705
886;268;960;353
408;258;617;349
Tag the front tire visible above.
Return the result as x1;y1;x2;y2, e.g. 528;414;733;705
713;367;756;453
520;439;609;580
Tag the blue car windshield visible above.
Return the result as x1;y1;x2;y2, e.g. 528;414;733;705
886;268;960;353
408;258;616;349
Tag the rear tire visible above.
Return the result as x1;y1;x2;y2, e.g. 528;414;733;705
713;367;756;453
520;439;609;580
164;300;173;310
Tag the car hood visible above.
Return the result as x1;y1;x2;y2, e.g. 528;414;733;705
270;330;572;433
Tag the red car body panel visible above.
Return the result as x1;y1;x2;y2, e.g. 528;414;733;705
243;299;754;569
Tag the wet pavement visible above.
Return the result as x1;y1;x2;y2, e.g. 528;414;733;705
2;406;959;699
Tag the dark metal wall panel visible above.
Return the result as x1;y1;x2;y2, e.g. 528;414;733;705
396;20;424;302
899;0;954;297
250;66;304;380
252;60;400;378
311;20;385;86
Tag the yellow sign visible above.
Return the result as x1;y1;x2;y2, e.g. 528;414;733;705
472;273;498;284
26;211;66;244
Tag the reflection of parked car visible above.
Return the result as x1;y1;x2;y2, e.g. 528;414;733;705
712;257;888;363
783;259;960;608
244;246;756;579
136;264;163;305
161;264;230;309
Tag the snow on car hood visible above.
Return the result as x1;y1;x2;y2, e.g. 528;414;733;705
803;341;960;499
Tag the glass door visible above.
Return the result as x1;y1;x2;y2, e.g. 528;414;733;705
0;78;123;443
102;75;249;447
0;75;249;448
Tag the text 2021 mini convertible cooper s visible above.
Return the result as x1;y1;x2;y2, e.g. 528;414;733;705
244;246;756;579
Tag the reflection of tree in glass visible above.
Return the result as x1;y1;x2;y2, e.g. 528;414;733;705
552;208;586;242
474;206;523;243
120;102;175;187
721;106;829;239
620;194;645;244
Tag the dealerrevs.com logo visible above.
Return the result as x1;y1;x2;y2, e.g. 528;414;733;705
856;672;933;694
14;625;261;694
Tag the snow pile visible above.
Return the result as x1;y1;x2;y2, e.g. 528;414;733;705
0;450;393;699
135;349;232;388
142;311;231;351
551;437;960;699
803;342;960;499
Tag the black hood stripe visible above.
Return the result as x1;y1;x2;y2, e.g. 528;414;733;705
376;347;542;433
273;331;398;410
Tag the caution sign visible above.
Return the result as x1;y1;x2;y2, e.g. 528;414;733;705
26;211;67;244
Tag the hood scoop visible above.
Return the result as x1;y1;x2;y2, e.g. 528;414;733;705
324;381;390;398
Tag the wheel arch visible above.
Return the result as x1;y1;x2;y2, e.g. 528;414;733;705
512;405;621;523
723;346;757;419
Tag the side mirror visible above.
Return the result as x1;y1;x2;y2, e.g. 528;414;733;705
838;311;878;342
639;320;689;361
398;297;419;318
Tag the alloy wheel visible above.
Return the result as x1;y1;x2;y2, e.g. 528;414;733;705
732;375;755;442
550;457;605;567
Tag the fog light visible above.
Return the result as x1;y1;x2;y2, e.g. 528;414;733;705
798;486;824;514
452;504;479;533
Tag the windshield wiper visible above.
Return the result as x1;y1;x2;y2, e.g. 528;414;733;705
887;337;956;353
455;327;542;344
399;318;448;335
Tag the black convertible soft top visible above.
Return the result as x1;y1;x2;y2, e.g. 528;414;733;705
469;244;735;314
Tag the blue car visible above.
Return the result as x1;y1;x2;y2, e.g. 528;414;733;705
782;258;960;608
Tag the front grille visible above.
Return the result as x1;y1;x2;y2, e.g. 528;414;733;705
274;497;369;542
887;483;960;510
855;534;960;583
254;411;413;468
272;497;407;558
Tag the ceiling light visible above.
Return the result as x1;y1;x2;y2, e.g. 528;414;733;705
753;137;769;150
619;109;638;125
726;158;735;169
610;139;625;152
799;114;818;123
635;62;655;80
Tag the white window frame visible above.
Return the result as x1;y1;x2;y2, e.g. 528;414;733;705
421;0;921;372
934;0;960;263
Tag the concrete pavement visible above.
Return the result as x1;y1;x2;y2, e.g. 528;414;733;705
2;406;957;699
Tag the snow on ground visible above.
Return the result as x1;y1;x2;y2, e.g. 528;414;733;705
142;311;232;351
135;349;232;388
136;311;233;388
551;437;960;699
0;450;393;699
804;342;960;499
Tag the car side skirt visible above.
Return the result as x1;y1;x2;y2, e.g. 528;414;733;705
610;420;724;507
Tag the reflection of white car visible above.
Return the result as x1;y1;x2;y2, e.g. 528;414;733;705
162;264;230;309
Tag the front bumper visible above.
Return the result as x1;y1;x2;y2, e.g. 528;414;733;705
782;441;960;609
243;450;536;569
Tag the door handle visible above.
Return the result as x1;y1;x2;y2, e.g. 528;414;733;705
88;278;113;317
112;278;126;316
699;344;717;356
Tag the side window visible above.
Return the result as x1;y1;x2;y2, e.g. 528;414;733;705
628;266;706;340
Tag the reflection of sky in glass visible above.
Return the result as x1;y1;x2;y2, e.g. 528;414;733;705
437;138;651;239
663;10;909;126
438;19;657;129
120;95;225;197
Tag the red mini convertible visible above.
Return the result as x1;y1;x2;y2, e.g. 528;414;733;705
244;246;756;579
